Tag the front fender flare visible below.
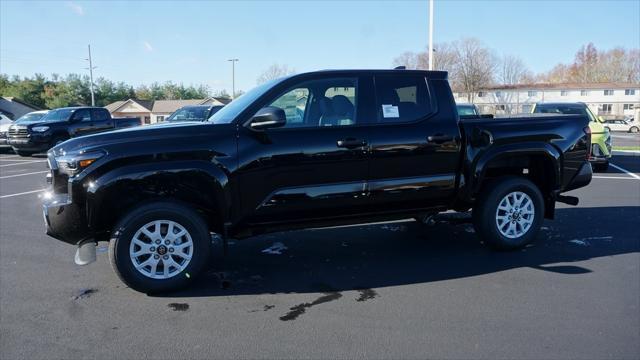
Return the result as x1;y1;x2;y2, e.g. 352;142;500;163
85;160;231;234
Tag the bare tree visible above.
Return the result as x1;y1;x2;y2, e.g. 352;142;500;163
257;64;295;84
498;55;532;85
392;51;420;69
453;38;497;102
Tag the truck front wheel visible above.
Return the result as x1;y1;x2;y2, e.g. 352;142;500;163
108;201;211;293
473;177;544;250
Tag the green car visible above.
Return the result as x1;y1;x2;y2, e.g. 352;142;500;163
532;103;611;172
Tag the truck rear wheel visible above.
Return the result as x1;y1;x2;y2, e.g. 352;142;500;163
108;201;211;293
473;176;544;250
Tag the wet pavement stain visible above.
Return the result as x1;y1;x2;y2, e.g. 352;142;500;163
248;305;275;313
356;288;378;302
168;303;190;311
71;288;97;300
279;292;342;321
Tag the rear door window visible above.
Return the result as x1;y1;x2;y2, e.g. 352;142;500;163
374;75;433;123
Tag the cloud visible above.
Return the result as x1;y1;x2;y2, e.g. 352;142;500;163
66;1;84;16
143;41;153;52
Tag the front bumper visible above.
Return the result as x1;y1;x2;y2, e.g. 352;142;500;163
7;135;52;152
42;191;91;245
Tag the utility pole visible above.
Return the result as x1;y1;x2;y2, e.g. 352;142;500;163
428;0;434;70
228;58;239;99
85;45;97;106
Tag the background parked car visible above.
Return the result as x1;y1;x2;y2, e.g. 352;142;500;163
0;113;15;151
165;105;224;122
456;103;481;117
603;118;639;133
0;110;48;152
532;102;611;172
7;107;141;156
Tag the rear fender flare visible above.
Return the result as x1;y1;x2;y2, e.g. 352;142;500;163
472;142;561;195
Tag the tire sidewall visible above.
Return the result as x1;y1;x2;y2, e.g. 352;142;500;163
109;202;210;293
474;177;544;250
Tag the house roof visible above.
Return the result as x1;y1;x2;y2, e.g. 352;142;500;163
479;82;640;91
105;97;230;114
1;97;41;110
105;99;154;112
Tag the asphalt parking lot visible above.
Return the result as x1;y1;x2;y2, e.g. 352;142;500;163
1;151;639;359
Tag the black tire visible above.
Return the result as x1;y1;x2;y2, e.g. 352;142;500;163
630;126;639;133
108;201;211;293
51;136;68;148
593;161;609;172
473;176;544;250
15;150;33;157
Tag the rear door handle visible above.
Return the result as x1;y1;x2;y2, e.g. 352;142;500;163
337;138;367;149
427;134;453;144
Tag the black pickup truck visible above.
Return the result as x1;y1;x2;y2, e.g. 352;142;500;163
42;70;592;293
7;106;141;156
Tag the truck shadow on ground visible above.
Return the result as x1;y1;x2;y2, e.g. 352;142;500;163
159;206;639;298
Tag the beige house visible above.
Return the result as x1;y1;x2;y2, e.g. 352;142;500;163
105;97;229;124
454;82;640;119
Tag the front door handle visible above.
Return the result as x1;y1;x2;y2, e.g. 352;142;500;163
427;134;453;144
337;138;367;149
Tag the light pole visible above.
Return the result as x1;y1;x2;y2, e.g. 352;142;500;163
428;0;434;70
85;44;97;106
228;58;239;99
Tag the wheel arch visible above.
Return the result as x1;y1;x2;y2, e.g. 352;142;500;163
86;160;231;237
472;143;561;219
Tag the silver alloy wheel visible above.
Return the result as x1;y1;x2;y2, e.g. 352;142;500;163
495;191;535;239
129;220;193;279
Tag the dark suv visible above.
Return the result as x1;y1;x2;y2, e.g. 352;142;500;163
165;105;224;122
7;106;140;156
42;70;593;293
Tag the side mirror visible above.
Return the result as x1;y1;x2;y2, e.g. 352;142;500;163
249;106;286;130
598;116;605;123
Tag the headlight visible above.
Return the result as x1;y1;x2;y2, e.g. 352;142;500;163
32;126;50;132
57;151;105;176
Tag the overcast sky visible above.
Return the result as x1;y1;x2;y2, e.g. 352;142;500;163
1;0;638;93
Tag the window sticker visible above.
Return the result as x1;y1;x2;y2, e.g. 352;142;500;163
382;104;399;118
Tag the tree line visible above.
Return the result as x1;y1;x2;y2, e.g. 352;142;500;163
393;39;640;102
0;73;227;109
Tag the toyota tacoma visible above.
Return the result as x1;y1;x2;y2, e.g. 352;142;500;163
42;70;593;293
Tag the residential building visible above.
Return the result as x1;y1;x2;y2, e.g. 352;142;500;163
453;83;640;119
0;97;41;119
105;97;230;124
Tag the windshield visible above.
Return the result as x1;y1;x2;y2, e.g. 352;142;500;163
14;112;47;124
457;105;477;116
209;79;280;124
34;108;74;123
166;107;210;122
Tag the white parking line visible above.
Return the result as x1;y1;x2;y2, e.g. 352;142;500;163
0;160;46;167
610;163;640;180
592;176;638;180
0;189;44;199
0;158;43;162
0;170;49;179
